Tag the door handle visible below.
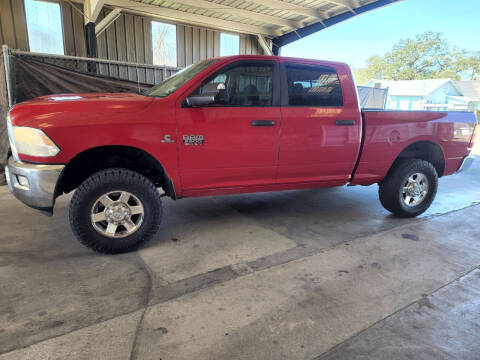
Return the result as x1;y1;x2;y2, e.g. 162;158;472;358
335;120;355;126
251;120;276;127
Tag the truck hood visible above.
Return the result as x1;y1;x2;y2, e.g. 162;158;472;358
9;93;154;127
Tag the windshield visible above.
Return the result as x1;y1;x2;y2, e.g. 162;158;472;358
145;59;219;97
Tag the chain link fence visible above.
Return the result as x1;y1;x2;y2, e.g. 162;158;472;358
11;49;181;86
8;49;182;105
1;47;11;170
0;45;182;171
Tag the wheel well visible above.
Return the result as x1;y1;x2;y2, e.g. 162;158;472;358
56;146;176;198
392;141;445;177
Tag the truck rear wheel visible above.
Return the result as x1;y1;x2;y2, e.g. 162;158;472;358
379;159;438;217
69;168;162;254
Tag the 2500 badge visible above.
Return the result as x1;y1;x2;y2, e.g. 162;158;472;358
183;135;204;145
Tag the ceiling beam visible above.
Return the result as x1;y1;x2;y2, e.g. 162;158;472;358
95;7;122;37
84;0;104;24
78;0;277;36
257;35;273;55
169;0;304;29
322;0;356;13
272;0;402;50
245;0;326;20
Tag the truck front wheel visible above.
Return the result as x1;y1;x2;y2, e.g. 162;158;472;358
69;168;162;254
379;159;438;217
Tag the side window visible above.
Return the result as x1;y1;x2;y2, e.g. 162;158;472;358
286;65;343;107
220;33;240;56
24;0;64;55
152;21;177;67
197;63;274;106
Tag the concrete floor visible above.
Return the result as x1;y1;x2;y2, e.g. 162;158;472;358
0;156;479;360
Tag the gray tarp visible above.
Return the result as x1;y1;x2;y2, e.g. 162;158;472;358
0;56;153;168
13;57;151;104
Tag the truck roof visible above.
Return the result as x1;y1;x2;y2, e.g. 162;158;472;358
208;54;349;68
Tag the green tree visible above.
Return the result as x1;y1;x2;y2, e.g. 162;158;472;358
453;50;480;80
354;55;394;84
354;32;480;84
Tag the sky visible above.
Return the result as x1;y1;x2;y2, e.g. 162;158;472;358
281;0;480;69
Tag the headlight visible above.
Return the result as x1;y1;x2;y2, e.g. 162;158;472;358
12;126;60;157
6;113;19;161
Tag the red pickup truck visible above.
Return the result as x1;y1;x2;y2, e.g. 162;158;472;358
5;55;477;254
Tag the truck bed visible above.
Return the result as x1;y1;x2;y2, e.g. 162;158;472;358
351;110;477;185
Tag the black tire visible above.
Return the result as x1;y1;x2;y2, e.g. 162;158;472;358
69;168;162;254
379;159;438;217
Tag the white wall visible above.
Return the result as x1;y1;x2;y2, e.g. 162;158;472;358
426;82;461;104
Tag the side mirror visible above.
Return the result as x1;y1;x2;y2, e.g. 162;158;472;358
185;83;228;107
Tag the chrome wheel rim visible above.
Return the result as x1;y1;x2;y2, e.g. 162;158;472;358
402;173;429;207
91;191;144;238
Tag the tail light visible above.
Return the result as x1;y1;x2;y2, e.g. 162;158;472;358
469;125;478;150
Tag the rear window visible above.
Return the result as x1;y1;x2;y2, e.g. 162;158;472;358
286;64;343;107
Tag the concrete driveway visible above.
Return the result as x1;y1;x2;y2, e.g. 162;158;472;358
0;158;479;360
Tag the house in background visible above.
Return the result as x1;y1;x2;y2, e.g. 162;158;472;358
366;79;480;112
454;81;480;114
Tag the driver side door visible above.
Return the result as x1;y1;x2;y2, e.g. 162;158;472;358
176;60;281;194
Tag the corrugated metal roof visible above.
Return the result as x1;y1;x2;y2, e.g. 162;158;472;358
113;0;401;37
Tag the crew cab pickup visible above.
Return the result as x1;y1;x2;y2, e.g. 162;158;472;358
5;55;477;254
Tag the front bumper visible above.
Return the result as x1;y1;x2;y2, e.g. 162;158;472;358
457;153;475;173
5;157;65;214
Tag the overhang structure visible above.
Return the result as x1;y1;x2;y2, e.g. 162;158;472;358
86;0;402;55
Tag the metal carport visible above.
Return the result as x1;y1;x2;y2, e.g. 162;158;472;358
79;0;402;56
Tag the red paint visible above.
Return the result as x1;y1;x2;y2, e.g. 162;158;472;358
351;111;477;185
8;55;476;198
277;62;362;187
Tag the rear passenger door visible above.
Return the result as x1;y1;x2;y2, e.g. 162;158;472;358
278;62;362;185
